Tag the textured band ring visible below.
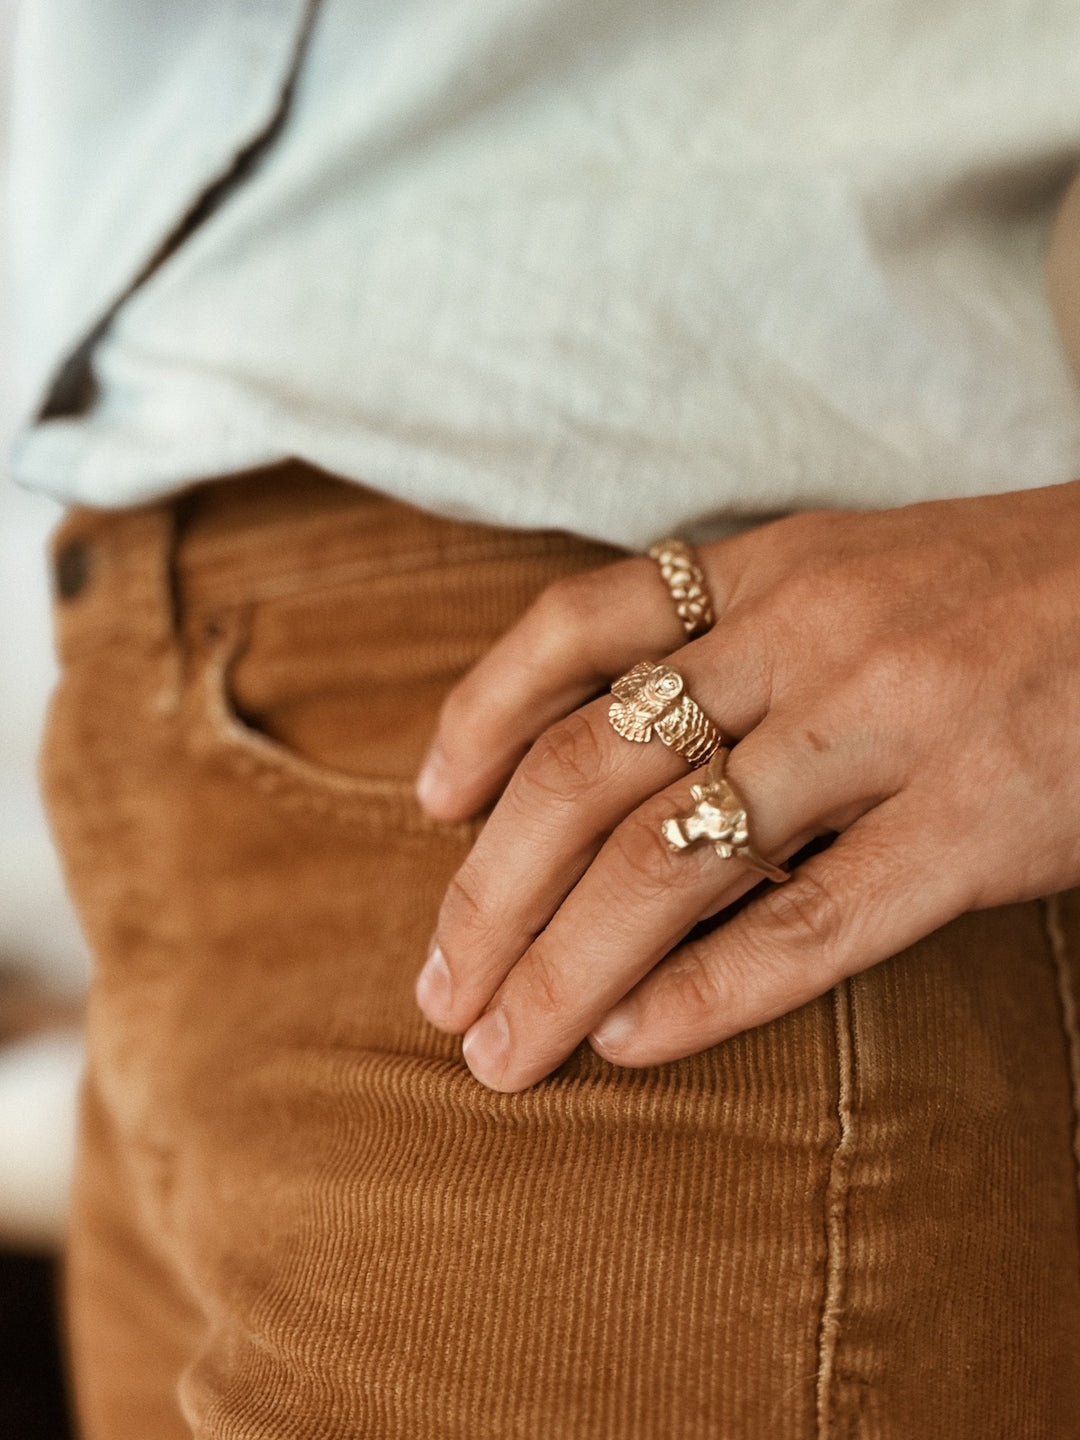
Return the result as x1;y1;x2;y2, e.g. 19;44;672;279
661;747;789;884
607;660;723;767
647;538;716;637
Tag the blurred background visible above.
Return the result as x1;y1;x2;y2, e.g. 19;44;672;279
1;0;88;1432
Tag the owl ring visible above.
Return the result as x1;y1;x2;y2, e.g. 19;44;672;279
607;660;723;766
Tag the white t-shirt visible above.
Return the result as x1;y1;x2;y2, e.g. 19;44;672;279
8;0;1080;547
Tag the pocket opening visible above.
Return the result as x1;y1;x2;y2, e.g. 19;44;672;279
186;607;476;839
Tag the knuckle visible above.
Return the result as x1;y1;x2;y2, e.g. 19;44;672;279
744;509;821;568
517;942;567;1022
666;936;798;1037
861;637;916;692
531;574;592;645
664;946;730;1024
772;565;830;614
438;867;499;959
770;562;865;641
540;568;606;623
855;637;947;729
522;709;611;802
756;870;846;955
528;567;621;671
606;804;684;894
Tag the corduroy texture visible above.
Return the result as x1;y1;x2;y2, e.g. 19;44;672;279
41;464;1080;1439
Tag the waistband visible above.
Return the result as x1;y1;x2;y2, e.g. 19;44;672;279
47;461;623;668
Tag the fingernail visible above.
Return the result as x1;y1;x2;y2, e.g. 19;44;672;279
590;1005;637;1055
462;1009;510;1088
416;747;451;812
415;945;452;1022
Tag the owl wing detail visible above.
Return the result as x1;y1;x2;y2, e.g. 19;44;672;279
610;660;660;704
609;661;670;742
607;700;656;743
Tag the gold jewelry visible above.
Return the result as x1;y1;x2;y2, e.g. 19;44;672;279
647;538;716;637
608;661;722;766
661;748;789;883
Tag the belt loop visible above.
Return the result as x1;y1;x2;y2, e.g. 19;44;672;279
49;497;184;718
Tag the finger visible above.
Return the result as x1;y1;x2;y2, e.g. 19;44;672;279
451;717;889;1091
416;557;687;820
587;793;971;1069
416;638;776;1038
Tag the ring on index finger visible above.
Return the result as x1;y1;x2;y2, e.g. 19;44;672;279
647;538;716;637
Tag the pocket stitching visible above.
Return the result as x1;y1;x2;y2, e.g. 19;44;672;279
187;608;479;840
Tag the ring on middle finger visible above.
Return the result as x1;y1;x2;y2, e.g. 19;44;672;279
607;660;723;766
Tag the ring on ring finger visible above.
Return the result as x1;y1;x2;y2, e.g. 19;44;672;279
661;747;789;884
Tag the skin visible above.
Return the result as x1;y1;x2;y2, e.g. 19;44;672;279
409;181;1080;1094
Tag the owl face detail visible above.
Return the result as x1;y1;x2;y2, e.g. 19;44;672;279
642;665;683;706
610;661;684;708
608;661;686;743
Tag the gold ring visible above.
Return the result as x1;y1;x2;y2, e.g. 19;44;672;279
647;538;716;638
661;748;789;884
608;660;722;766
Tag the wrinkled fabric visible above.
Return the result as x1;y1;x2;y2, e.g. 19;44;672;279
10;1;1080;542
42;463;1080;1437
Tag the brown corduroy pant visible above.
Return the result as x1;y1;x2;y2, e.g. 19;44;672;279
41;463;1080;1439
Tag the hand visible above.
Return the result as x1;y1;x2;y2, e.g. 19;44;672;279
412;482;1080;1091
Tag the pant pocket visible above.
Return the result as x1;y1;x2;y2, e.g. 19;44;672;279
183;603;478;839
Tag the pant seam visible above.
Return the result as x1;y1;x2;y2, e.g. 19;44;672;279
1042;895;1080;1252
816;977;856;1440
